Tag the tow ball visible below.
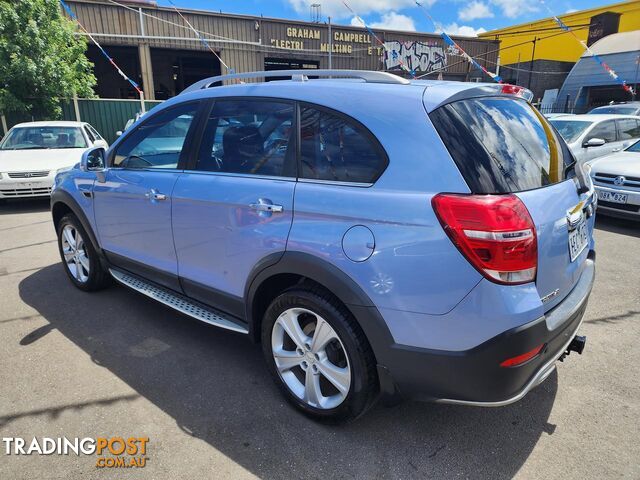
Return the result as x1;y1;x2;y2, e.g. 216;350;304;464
559;335;587;362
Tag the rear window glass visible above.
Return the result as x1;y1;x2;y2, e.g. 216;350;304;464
430;97;568;194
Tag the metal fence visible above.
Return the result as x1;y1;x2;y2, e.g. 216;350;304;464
2;98;163;144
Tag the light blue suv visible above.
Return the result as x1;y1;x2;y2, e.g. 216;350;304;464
51;70;596;422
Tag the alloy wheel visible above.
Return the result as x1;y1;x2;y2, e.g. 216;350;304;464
61;225;90;283
271;307;351;410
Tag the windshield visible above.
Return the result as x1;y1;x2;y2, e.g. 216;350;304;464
430;97;569;194
589;106;638;115
0;126;88;150
549;120;593;143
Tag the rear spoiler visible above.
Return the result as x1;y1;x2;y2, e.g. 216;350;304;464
428;84;534;112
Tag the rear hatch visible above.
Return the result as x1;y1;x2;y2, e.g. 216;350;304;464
428;92;594;312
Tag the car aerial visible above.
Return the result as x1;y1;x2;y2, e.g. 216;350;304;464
549;114;640;164
588;101;640;116
588;138;640;220
0;121;108;200
50;70;596;422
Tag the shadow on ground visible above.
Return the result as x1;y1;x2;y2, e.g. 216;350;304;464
595;215;640;238
0;198;50;216
19;264;558;479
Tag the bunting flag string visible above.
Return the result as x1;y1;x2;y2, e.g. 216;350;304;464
539;0;634;96
167;0;235;74
415;1;502;83
342;1;416;78
59;0;143;95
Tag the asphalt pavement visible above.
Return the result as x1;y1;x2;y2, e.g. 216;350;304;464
0;198;638;479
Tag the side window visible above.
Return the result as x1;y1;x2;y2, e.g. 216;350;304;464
83;126;95;143
299;105;387;183
87;124;103;141
617;118;640;140
196;99;294;177
114;103;197;169
588;120;617;143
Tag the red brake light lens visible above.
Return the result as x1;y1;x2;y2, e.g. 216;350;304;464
500;84;534;102
432;193;537;285
500;344;545;368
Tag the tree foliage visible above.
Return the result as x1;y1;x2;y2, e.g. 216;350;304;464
0;0;96;118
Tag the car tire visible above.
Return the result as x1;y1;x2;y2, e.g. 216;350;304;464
56;213;111;291
262;285;378;423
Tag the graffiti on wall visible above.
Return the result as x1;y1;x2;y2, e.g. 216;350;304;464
383;41;447;73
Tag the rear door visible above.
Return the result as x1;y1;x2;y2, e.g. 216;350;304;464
430;96;594;312
615;118;640;151
172;98;296;314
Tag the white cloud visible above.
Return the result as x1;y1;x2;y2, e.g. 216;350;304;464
458;1;494;21
287;0;435;19
437;22;487;37
566;8;578;13
490;0;539;19
366;12;417;31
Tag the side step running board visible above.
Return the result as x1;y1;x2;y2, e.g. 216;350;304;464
109;269;249;334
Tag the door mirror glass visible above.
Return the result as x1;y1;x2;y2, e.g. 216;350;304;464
81;147;106;171
583;137;606;148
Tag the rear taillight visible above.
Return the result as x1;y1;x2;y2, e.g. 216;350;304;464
432;193;537;285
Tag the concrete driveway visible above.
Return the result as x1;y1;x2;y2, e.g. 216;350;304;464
0;199;638;479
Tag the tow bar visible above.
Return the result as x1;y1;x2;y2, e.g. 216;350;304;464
559;335;586;362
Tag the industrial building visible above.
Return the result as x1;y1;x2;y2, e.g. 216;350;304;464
64;0;499;100
479;0;640;102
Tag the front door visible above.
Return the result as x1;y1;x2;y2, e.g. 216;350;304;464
172;99;297;316
93;102;201;290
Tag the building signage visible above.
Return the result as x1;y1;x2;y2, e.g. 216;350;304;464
269;28;385;56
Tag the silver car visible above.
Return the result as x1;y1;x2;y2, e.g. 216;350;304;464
588;139;640;220
549;114;640;164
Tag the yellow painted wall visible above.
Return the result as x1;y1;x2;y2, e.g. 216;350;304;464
479;0;640;66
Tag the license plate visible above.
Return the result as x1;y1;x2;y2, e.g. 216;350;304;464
568;220;588;262
598;190;628;204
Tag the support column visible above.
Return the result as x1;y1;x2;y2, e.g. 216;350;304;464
138;43;155;101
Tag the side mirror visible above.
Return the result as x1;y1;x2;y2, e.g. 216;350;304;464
116;130;123;137
80;147;106;172
583;137;606;148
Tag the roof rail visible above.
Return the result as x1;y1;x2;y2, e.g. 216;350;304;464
180;69;410;94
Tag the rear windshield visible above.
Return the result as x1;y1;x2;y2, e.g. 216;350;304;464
430;97;568;194
589;106;638;115
548;119;593;143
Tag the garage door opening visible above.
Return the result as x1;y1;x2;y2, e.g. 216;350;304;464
87;45;143;99
151;48;221;99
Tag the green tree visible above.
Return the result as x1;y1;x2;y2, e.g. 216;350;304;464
0;0;96;119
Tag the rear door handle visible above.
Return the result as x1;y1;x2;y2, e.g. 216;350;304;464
250;200;283;213
145;189;167;201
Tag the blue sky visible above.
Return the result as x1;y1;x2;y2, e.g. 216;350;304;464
156;0;617;36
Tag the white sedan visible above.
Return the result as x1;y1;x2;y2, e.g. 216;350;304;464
0;121;108;200
588;139;640;221
549;114;640;164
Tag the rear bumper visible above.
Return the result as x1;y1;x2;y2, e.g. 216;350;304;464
368;254;595;405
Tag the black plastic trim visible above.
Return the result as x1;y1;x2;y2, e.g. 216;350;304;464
104;250;182;292
180;277;246;321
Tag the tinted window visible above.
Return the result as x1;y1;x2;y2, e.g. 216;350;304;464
616;118;640;140
299;106;387;183
430;97;567;194
549;120;592;143
587;120;617;143
87;124;103;140
626;140;640;152
196;100;294;177
114;103;197;169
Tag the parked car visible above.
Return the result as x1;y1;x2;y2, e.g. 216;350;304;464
549;114;640;164
0;121;108;200
588;139;640;220
51;70;596;422
588;101;640;116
